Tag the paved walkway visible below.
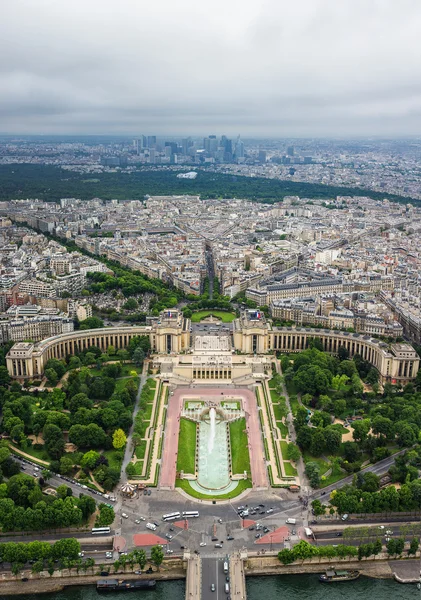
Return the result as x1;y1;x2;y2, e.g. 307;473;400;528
160;388;268;490
8;444;50;466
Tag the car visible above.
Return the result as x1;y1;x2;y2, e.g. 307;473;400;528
167;549;174;554
169;527;174;532
180;545;186;549
153;522;160;527
310;520;317;525
291;529;296;535
215;543;223;548
78;552;85;557
263;527;269;534
259;504;265;507
386;530;393;535
143;489;148;495
237;506;245;511
226;576;230;582
122;513;129;519
211;584;216;592
227;536;234;541
147;489;151;496
135;570;142;574
21;578;28;582
378;525;385;530
255;533;261;539
135;519;141;524
321;491;326;496
266;508;273;514
211;537;218;542
248;526;255;531
259;511;265;515
218;518;223;524
199;542;207;547
165;534;173;540
120;552;128;556
336;532;343;537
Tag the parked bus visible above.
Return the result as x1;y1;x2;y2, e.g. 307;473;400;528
162;512;181;521
91;527;111;535
182;511;199;519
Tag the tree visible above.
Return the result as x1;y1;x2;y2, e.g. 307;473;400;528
0;366;10;387
45;368;58;386
338;346;349;361
278;549;295;564
59;456;74;476
394;538;405;556
150;545;164;570
408;537;419;555
79;317;104;330
112;428;127;449
311;499;325;517
386;538;397;556
352;420;371;443
43;423;64;459
132;347;145;368
97;504;115;526
310;429;326;456
324;426;342;453
52;538;81;561
305;462;321;488
81;450;100;471
125;463;136;478
286;443;301;463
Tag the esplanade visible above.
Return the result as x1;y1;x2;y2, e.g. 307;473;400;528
6;308;420;385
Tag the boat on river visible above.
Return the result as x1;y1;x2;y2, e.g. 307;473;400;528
319;569;360;583
97;579;156;592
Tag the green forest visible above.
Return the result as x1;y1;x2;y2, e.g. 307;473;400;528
0;164;418;205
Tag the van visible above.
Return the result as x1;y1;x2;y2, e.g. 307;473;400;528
286;518;296;525
341;514;349;521
146;523;157;531
122;513;129;519
224;583;230;594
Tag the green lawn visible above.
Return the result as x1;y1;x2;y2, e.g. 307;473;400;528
272;402;287;421
103;449;123;471
134;440;147;460
320;463;347;488
21;445;50;464
331;423;350;435
176;419;197;474
303;451;330;476
277;421;289;438
288;395;300;416
229;418;251;475
279;440;289;458
283;462;298;476
132;460;144;475
190;310;236;323
175;478;252;500
144;403;153;421
114;376;138;393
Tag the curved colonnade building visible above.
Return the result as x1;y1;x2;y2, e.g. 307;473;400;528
6;309;420;386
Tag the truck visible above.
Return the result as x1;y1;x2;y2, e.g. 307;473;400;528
304;527;313;538
286;518;296;525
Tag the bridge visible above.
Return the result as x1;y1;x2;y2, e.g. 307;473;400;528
185;551;247;600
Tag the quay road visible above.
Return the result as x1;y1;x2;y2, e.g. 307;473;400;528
311;449;407;501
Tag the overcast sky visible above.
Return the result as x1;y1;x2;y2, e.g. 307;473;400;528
1;0;421;137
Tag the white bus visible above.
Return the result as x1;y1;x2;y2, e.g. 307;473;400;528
91;527;111;535
162;512;181;522
182;511;199;519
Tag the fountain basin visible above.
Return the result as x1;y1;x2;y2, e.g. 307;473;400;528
197;414;230;490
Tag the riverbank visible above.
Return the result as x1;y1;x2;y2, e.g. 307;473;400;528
1;555;419;596
0;570;186;597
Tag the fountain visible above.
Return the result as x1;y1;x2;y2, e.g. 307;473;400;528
208;407;216;454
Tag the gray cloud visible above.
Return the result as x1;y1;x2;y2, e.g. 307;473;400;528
1;0;421;136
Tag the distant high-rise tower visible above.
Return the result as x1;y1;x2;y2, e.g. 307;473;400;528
258;150;267;163
182;137;192;155
234;135;244;159
147;136;157;149
287;146;294;157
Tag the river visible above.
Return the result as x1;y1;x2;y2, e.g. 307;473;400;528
16;575;420;599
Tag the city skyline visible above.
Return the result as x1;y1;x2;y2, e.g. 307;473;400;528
1;0;421;136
